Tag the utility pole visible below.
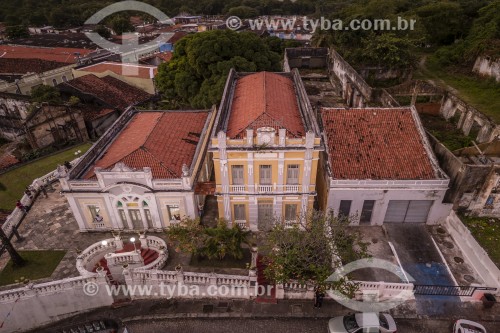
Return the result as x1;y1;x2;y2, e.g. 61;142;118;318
0;226;26;267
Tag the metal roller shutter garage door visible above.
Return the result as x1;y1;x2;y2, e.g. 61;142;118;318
384;200;433;223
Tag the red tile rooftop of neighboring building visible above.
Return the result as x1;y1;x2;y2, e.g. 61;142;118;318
321;107;438;180
226;72;305;139
83;111;209;179
0;58;67;74
78;62;158;79
0;45;92;63
60;74;152;110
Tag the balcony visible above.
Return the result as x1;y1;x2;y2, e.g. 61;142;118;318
230;185;246;193
234;220;247;229
284;220;298;228
284;185;299;193
258;185;273;193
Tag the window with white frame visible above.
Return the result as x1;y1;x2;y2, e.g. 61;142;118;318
286;164;300;184
167;205;181;222
259;165;272;184
231;165;244;185
234;204;246;221
284;204;297;221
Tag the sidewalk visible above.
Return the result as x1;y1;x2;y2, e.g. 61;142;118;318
26;297;500;333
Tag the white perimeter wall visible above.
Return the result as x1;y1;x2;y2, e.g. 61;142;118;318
0;275;113;333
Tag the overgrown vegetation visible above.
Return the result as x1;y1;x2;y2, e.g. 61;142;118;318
168;218;251;261
419;113;475;151
263;212;369;295
0;250;66;286
460;215;500;268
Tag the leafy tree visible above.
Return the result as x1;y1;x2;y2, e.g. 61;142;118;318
156;30;281;108
109;16;135;35
227;5;259;19
30;85;62;104
416;2;466;45
95;25;111;39
5;26;29;39
361;33;418;69
168;218;250;260
263;211;369;292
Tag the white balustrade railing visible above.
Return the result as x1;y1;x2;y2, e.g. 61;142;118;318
284;185;299;192
284;220;297;228
235;220;247;229
1;157;82;241
76;238;118;276
230;185;246;192
258;185;273;193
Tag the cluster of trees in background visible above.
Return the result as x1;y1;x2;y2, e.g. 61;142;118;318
155;30;299;108
312;0;499;70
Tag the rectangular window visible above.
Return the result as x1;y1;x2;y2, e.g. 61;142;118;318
259;165;272;184
144;209;152;227
284;204;297;220
360;200;375;224
231;165;244;185
338;200;352;218
233;204;246;220
286;164;300;185
167;205;180;221
88;205;100;219
118;209;127;225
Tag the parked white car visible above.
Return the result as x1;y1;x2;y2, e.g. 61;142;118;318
328;312;397;333
453;319;487;333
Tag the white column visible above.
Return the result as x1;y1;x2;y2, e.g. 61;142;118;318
247;152;254;193
149;195;164;230
66;195;87;231
103;194;122;229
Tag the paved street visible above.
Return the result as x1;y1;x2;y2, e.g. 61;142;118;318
124;317;500;333
25;297;500;333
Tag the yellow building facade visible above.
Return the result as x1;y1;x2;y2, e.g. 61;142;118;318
210;69;322;230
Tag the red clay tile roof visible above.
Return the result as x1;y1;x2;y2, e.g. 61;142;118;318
78;105;117;122
61;74;151;110
0;58;67;74
78;62;158;79
0;45;91;63
226;72;305;139
321;108;438;180
83;111;209;179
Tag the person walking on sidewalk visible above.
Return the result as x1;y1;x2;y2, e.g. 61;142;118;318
314;285;325;308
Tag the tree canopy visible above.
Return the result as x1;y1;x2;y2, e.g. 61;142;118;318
263;212;369;291
155;30;282;108
167;218;250;260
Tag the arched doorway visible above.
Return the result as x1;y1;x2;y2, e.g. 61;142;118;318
115;195;153;230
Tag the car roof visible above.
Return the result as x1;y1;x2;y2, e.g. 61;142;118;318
355;313;379;327
456;319;487;333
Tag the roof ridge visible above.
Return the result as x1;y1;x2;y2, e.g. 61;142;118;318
142;112;163;146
